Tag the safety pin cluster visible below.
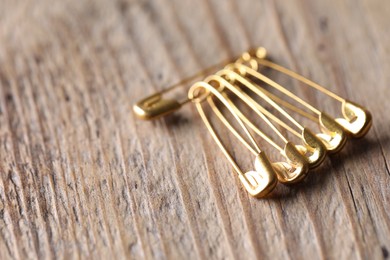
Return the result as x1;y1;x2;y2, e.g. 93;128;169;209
133;47;372;198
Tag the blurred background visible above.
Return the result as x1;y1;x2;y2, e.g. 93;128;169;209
0;0;389;259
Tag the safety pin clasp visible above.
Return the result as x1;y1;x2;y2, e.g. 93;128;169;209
239;152;278;198
336;100;372;138
133;93;183;120
295;128;327;168
317;112;347;153
272;142;309;184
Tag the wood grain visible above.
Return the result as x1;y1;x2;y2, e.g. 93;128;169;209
0;0;389;259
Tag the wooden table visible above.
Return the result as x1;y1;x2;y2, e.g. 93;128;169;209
0;0;389;259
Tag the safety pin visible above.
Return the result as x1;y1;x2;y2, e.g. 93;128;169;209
203;75;309;184
230;61;348;153
217;68;327;169
188;80;278;197
133;58;235;120
132;47;372;197
239;47;372;138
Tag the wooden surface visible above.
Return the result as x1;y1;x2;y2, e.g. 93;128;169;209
0;0;389;259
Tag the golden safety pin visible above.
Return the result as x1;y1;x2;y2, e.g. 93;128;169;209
238;48;372;138
203;75;309;184
230;60;348;153
133;58;235;120
188;81;278;197
216;68;327;169
132;47;372;198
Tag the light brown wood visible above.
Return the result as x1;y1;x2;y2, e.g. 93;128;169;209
0;0;389;259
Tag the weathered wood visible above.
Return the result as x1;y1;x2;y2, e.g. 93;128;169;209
0;0;389;259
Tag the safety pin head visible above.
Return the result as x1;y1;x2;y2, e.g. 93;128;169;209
272;142;309;184
133;93;183;120
295;128;327;168
336;100;372;138
239;152;278;198
316;112;347;153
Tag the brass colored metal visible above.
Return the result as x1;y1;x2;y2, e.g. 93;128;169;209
228;62;347;153
188;81;278;197
272;142;309;184
239;152;278;198
133;47;372;198
336;100;372;138
203;75;309;183
240;47;372;138
133;93;183;120
296;128;327;168
217;68;327;168
318;112;347;153
133;58;237;120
